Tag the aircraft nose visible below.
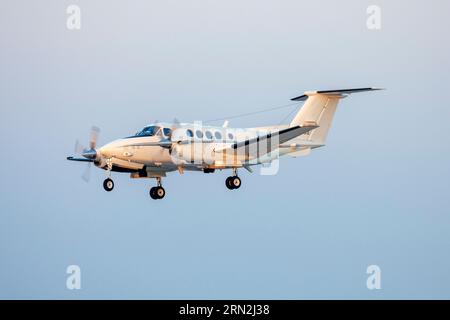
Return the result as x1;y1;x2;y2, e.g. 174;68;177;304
98;138;127;158
98;142;116;158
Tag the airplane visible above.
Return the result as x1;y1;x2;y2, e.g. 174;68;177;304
67;87;382;199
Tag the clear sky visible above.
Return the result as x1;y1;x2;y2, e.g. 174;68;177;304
1;0;450;299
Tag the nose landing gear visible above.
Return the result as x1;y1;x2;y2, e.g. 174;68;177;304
103;159;114;192
150;177;166;200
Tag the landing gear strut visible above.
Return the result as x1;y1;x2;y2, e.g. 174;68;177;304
150;177;166;200
226;168;241;190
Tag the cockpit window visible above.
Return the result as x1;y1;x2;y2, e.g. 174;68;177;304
163;128;171;137
135;126;158;137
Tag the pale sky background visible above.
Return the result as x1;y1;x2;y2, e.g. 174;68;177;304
1;0;450;299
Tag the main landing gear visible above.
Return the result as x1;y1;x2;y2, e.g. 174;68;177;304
103;178;114;191
150;177;165;200
226;168;241;190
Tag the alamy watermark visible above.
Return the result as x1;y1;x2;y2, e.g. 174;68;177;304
167;121;281;176
366;5;382;30
366;265;381;290
66;265;81;290
66;5;81;30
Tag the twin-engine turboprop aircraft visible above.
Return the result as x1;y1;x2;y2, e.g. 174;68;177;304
67;88;381;199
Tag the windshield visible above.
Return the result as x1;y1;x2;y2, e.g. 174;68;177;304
135;126;159;137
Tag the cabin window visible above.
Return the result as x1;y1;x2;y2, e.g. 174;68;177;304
214;131;222;140
196;130;203;139
205;131;213;139
228;133;234;140
186;129;193;137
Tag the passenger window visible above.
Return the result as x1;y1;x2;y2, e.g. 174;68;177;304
186;129;193;138
228;133;234;140
205;131;213;139
214;131;222;140
196;130;203;139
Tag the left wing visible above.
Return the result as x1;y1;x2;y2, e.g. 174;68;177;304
67;156;93;162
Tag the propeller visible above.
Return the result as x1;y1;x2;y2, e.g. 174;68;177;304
154;118;180;141
72;126;100;182
168;118;181;141
165;118;183;154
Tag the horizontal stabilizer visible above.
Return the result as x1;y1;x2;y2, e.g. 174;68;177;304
291;87;383;101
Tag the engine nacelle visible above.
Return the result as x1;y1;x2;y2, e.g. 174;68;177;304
171;142;216;165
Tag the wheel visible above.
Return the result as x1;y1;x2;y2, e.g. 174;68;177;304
150;186;165;199
231;176;241;189
155;186;165;199
225;177;234;190
103;178;114;192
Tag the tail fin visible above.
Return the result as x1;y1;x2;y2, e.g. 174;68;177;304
289;88;382;144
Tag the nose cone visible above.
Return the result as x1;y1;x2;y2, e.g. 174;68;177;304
98;140;122;158
98;145;112;158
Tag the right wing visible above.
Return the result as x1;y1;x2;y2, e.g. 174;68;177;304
215;125;318;157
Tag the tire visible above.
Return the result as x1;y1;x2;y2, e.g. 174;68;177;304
225;177;232;189
150;186;165;199
103;178;114;192
149;187;158;199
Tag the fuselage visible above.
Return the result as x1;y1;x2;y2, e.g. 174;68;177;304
95;122;301;174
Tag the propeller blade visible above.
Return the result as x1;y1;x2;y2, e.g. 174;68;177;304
89;126;100;150
168;118;181;141
172;118;180;128
81;162;92;182
74;140;84;155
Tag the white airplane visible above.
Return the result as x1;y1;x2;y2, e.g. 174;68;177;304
67;88;381;199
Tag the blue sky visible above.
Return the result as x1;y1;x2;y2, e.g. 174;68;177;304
1;0;450;299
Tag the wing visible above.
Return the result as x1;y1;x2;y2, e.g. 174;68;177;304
215;125;318;157
67;156;93;162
